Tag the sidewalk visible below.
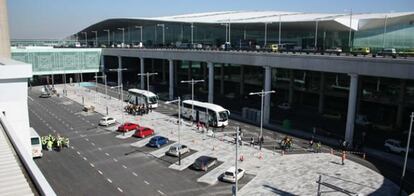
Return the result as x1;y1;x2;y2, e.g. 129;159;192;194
52;84;403;195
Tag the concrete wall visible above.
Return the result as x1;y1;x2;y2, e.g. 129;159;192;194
0;58;33;155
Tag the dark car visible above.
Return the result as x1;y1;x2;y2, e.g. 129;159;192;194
192;156;218;171
373;48;397;58
148;136;169;148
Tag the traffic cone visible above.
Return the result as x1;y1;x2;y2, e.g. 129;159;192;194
258;152;263;160
239;154;244;161
212;145;215;151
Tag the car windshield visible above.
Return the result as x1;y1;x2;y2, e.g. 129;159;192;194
218;111;228;122
148;96;158;104
224;171;234;176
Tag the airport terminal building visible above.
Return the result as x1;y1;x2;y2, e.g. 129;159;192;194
14;11;414;147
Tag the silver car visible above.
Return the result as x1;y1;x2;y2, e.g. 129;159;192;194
166;144;190;157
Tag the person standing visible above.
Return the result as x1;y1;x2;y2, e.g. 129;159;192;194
341;151;346;165
316;141;321;153
250;137;254;146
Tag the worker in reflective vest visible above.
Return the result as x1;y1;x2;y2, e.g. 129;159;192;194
47;139;53;151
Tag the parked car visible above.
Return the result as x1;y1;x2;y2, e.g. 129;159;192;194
325;47;342;56
277;102;291;110
221;167;245;183
118;122;139;132
39;92;51;98
384;139;412;154
133;127;154;138
373;48;397;58
192;156;218;171
148;136;169;148
166;144;190;157
351;47;370;56
99;116;116;126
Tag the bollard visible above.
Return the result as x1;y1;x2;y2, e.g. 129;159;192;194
212;146;215;151
239;154;244;161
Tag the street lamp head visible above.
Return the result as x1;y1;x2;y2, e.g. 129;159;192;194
117;28;124;31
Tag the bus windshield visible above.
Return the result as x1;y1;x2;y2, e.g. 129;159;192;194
218;111;229;122
148;96;158;104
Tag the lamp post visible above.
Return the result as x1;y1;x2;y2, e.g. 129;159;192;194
249;90;275;150
278;15;282;46
165;97;182;165
190;23;194;44
382;14;388;49
399;112;413;195
157;24;165;45
103;29;110;46
111;84;124;124
82;32;87;47
117;28;125;47
135;26;143;43
264;22;268;47
234;126;240;196
314;19;319;49
109;68;127;99
137;72;158;91
94;74;109;115
181;79;204;121
92;31;98;47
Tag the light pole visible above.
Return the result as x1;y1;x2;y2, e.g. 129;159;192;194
234;126;240;196
111;84;124;124
278;15;282;46
109;68;127;99
92;31;98;47
382;14;388;49
314;19;319;49
82;32;87;47
190;23;194;44
264;22;268;47
117;28;125;47
157;24;165;45
249;90;275;150
165;97;182;165
181;79;204;121
399;112;413;195
137;72;158;91
135;26;143;43
104;29;110;46
94;74;109;115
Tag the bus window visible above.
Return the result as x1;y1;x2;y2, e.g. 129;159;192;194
31;137;40;145
218;111;229;122
148;96;158;104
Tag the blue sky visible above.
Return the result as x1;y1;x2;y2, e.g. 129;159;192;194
8;0;414;39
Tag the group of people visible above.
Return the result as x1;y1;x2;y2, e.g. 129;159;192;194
309;139;322;153
124;104;152;116
41;134;69;151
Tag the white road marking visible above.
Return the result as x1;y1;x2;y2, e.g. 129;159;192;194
90;163;95;168
83;157;87;161
122;165;127;169
113;158;118;162
157;190;165;195
70;127;74;130
98;170;103;175
107;178;112;183
98;147;102;151
91;142;95;146
144;180;150;185
117;187;123;193
105;153;110;156
76;151;80;155
70;146;74;149
132;172;137;176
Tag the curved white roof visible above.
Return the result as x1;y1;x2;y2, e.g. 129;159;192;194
128;88;157;97
182;100;228;112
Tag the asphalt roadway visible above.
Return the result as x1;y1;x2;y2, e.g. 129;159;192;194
28;88;254;196
87;83;414;194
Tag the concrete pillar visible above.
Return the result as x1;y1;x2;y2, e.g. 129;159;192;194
140;58;144;89
162;60;167;82
345;73;358;145
118;56;122;86
220;64;224;94
240;65;244;95
169;59;174;100
288;70;294;105
264;66;272;124
101;55;105;76
318;72;325;114
188;61;192;80
208;62;214;103
0;0;11;58
396;80;406;128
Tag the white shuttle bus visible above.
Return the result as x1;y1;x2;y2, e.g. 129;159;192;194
30;127;43;158
181;100;230;127
127;88;159;108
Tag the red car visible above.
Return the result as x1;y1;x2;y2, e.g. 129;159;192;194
133;127;155;138
117;122;139;132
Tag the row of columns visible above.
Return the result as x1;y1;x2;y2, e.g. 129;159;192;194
110;55;364;146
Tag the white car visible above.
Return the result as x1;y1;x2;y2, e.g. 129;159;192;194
99;116;116;126
384;139;412;154
166;144;190;157
222;167;245;183
277;102;291;110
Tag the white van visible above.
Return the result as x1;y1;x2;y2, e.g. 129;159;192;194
30;128;43;158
